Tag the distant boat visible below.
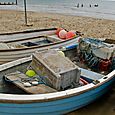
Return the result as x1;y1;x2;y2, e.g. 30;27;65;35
0;28;81;64
0;38;114;115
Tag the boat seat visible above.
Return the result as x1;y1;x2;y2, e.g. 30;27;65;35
80;68;104;80
4;71;57;94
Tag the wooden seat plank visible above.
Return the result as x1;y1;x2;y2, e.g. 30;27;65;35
4;71;57;94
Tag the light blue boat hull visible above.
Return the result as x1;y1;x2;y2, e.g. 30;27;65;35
0;76;114;115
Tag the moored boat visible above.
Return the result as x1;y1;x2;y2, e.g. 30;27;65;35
0;38;114;115
0;28;81;64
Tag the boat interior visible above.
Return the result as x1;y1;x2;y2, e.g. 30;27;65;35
0;35;63;49
0;45;113;95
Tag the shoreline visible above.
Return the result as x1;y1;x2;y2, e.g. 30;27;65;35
0;1;115;21
0;9;115;39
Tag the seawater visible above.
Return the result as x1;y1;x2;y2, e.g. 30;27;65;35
0;0;115;20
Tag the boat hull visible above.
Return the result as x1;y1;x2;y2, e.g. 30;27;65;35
0;74;114;115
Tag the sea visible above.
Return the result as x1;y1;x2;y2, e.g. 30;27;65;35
0;0;115;20
0;0;115;115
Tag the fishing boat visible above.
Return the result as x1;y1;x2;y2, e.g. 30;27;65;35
0;28;81;64
0;38;114;115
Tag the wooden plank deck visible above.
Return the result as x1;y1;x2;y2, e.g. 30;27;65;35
4;71;57;94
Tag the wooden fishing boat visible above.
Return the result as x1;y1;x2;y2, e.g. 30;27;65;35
0;38;114;115
0;28;81;64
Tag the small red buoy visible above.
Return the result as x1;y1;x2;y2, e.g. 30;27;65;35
59;29;67;39
66;31;76;39
55;28;64;36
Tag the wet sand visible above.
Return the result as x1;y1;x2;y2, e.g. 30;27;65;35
0;10;115;115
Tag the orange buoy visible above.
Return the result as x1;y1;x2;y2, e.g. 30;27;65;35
59;29;67;39
55;28;64;36
66;31;76;39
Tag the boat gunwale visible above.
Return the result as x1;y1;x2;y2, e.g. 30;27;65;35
0;28;57;36
0;57;114;104
2;35;51;43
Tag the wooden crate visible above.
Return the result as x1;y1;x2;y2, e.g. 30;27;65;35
31;50;80;90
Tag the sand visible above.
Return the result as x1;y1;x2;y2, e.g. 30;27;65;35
0;10;115;40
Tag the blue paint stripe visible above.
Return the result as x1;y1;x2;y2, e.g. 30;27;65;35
65;44;78;50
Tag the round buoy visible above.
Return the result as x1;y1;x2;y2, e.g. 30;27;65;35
58;51;65;57
59;29;67;39
26;70;36;77
66;31;76;39
55;28;64;36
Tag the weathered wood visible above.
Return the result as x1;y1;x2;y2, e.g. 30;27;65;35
4;71;57;94
31;50;80;90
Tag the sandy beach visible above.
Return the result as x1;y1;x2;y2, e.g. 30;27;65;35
0;10;115;40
